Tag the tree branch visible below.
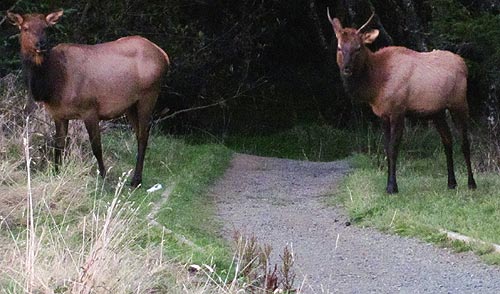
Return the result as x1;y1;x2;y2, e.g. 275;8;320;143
153;77;267;125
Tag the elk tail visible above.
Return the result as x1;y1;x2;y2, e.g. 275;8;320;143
145;39;170;66
153;43;170;66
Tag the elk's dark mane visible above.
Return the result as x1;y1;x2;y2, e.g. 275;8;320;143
24;58;50;102
340;58;378;104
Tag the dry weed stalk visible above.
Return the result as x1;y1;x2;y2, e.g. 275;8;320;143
23;116;35;293
279;245;296;292
216;232;298;293
1;170;169;293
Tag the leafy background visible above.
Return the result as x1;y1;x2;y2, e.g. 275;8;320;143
1;0;498;134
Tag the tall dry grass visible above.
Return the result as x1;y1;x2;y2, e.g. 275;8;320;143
1;74;303;293
0;74;171;292
0;73;93;228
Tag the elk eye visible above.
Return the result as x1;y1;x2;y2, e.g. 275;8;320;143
337;46;342;51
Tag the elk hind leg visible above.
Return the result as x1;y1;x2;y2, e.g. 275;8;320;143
84;117;106;178
432;111;457;189
450;110;477;189
130;96;156;188
54;119;68;172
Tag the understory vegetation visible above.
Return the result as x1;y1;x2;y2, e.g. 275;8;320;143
1;0;499;290
0;76;299;293
2;71;500;293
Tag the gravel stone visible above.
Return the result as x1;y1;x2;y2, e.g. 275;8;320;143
210;154;500;293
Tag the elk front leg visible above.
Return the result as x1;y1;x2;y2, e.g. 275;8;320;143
385;115;404;194
54;119;68;172
84;117;106;178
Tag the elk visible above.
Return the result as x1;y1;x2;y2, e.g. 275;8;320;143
8;10;170;187
327;9;476;193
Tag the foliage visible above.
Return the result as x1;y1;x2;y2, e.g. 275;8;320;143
1;0;348;135
2;0;498;134
427;0;500;115
224;124;355;161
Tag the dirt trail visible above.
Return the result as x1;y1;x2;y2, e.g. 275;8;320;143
210;154;500;293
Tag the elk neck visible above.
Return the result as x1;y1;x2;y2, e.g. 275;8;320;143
341;49;378;104
22;49;58;103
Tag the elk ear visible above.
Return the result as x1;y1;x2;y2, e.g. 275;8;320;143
332;18;343;38
46;10;63;26
362;29;379;44
7;11;23;28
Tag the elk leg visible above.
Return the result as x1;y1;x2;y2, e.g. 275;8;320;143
126;104;139;136
54;119;68;172
451;111;477;189
386;115;404;194
432;112;457;189
130;101;154;188
127;105;144;187
84;118;106;178
382;118;391;188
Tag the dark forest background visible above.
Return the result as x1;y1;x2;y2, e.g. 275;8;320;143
1;0;499;135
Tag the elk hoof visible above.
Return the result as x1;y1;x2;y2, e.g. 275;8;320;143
468;180;477;190
447;181;457;189
386;184;398;194
130;178;142;188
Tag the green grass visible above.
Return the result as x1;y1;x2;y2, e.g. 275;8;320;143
224;124;354;161
103;130;234;267
337;127;500;264
0;120;234;291
3;113;499;292
85;124;500;268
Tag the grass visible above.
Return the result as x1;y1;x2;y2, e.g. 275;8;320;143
0;74;304;293
336;126;500;264
0;120;236;292
218;121;500;264
224;124;355;161
103;129;234;267
0;74;237;292
2;71;499;291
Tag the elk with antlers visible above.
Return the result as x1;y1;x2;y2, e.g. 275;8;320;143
8;10;170;187
327;9;476;193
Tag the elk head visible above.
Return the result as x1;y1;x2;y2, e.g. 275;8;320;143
327;8;379;77
7;10;63;66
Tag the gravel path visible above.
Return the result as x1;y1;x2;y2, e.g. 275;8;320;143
210;154;500;293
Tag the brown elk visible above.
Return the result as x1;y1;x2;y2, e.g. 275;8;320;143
8;10;170;187
327;9;476;193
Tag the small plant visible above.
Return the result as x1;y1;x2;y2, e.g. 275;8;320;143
279;245;296;293
229;232;299;293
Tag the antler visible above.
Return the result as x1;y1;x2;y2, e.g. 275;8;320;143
327;7;334;25
356;12;375;33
